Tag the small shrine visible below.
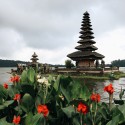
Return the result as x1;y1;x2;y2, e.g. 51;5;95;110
67;11;105;68
30;52;39;67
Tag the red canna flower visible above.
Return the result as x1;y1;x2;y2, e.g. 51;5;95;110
37;104;49;117
13;94;21;101
3;83;8;89
10;75;20;83
90;93;101;102
104;84;114;94
13;115;21;124
77;102;88;115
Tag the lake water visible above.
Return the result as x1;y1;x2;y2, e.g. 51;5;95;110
0;67;125;102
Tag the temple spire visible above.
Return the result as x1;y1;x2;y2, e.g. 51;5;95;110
67;11;105;67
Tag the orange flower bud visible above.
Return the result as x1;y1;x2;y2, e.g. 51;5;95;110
37;104;49;117
77;102;88;115
90;93;101;102
13;94;21;101
104;84;114;94
13;115;21;124
3;83;8;89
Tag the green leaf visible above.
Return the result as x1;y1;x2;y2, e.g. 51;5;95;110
21;93;34;113
0;119;13;125
60;83;70;103
79;84;91;101
61;105;75;118
73;117;80;125
0;100;14;110
24;112;33;125
30;113;44;125
27;68;35;84
118;102;125;117
0;85;8;100
20;70;28;83
54;75;61;91
106;113;124;125
21;84;35;97
99;107;109;120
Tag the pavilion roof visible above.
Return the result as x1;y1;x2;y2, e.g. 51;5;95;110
67;51;104;61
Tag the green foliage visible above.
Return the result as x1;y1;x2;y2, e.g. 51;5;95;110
111;59;125;67
1;67;125;125
65;59;74;69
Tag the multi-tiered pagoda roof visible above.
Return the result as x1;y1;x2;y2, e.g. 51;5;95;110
67;11;104;62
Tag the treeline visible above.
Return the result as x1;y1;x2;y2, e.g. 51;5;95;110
111;59;125;67
0;59;28;67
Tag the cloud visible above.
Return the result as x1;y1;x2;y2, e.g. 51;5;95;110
0;0;125;64
96;27;125;63
0;27;25;58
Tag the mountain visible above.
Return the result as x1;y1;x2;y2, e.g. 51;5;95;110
0;59;29;67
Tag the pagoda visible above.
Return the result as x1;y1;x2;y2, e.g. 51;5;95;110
30;52;39;67
67;11;105;67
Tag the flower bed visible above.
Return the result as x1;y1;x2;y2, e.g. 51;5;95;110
0;67;125;125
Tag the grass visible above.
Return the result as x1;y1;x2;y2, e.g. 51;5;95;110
45;71;125;80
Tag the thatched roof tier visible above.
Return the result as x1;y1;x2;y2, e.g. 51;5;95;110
32;52;38;57
67;51;104;61
77;39;96;44
81;20;91;23
84;11;89;15
75;45;98;51
79;30;94;34
79;35;94;39
80;27;92;30
30;58;39;60
81;23;92;27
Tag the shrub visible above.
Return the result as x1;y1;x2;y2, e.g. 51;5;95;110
0;67;125;125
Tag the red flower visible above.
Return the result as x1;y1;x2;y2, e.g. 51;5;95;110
104;84;114;94
10;75;20;83
3;83;8;89
37;104;49;117
13;115;21;124
90;93;101;102
13;94;21;101
77;102;88;115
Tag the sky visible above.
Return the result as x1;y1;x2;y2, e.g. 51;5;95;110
0;0;125;65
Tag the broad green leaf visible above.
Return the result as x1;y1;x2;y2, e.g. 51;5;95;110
106;113;124;125
24;112;33;125
0;119;13;125
62;105;75;118
99;107;109;120
60;83;70;103
21;84;35;97
21;93;34;113
0;85;8;100
20;70;27;83
30;113;44;125
54;75;61;91
73;117;80;125
79;85;91;101
118;102;125;117
27;68;35;84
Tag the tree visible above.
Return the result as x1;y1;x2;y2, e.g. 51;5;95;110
65;60;74;69
95;60;99;69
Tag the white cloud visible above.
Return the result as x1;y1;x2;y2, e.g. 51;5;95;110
0;27;25;58
96;27;125;63
0;0;125;64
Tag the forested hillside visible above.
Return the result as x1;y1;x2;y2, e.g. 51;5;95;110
111;59;125;67
0;59;28;67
